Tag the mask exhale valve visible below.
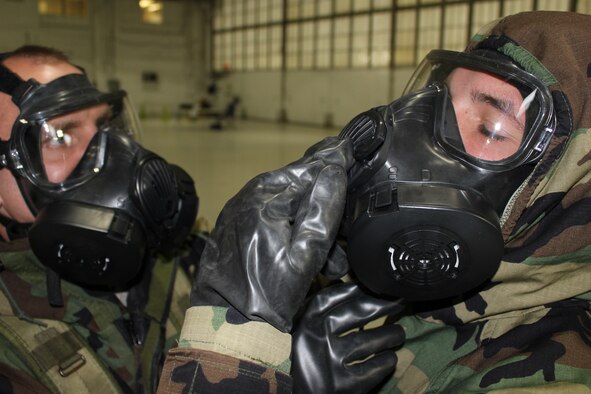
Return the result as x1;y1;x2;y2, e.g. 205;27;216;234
345;180;504;301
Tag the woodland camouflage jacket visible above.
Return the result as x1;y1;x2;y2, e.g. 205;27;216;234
385;10;591;393
0;237;194;394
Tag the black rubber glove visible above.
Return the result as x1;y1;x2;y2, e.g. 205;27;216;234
191;137;354;332
292;282;406;394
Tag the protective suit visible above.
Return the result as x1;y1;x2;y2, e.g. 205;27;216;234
158;11;591;393
0;242;195;393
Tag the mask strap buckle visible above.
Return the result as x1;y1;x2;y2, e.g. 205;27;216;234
0;140;10;169
0;62;23;96
0;58;38;109
46;268;64;308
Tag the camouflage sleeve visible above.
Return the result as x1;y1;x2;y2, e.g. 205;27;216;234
157;306;292;394
0;334;52;394
388;299;591;393
0;363;52;394
0;337;52;394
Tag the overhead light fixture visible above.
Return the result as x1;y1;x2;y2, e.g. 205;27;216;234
148;3;162;12
139;0;153;9
139;0;163;24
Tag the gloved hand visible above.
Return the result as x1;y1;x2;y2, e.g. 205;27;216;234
292;282;406;394
191;137;354;332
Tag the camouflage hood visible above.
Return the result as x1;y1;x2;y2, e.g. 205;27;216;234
453;11;591;321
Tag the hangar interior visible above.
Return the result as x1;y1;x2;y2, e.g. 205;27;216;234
1;0;589;223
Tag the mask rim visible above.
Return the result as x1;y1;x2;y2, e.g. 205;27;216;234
7;90;135;194
407;49;556;172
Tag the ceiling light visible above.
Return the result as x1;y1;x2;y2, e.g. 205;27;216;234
139;0;153;9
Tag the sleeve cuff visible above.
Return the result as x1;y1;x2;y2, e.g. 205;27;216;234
158;348;292;393
178;306;292;374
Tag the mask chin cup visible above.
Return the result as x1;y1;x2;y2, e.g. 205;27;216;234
28;201;147;290
347;182;504;301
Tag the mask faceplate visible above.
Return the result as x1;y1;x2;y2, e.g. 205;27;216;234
340;65;552;300
404;50;555;170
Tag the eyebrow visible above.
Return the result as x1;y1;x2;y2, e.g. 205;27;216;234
51;106;112;131
51;118;80;131
471;89;525;130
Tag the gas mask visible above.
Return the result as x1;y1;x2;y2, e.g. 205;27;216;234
340;50;555;301
0;61;198;290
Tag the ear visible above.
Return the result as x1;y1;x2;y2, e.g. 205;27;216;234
0;168;31;241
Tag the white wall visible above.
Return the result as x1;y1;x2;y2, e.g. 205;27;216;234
0;0;420;129
0;0;211;118
226;67;416;128
224;71;283;121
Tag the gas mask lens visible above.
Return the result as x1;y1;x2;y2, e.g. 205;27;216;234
20;95;139;190
39;103;109;184
404;49;554;169
443;67;538;161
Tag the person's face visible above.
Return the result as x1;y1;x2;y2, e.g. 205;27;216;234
41;103;110;183
0;56;83;234
447;67;527;161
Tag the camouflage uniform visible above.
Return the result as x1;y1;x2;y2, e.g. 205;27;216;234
158;305;292;394
379;11;591;393
158;11;591;393
0;236;195;394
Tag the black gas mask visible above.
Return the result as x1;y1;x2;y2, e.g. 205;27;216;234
0;61;198;290
339;50;555;301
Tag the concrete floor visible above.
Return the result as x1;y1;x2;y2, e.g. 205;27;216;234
140;117;339;229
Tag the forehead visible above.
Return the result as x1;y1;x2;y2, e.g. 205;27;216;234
447;67;521;96
49;103;111;124
0;57;83;139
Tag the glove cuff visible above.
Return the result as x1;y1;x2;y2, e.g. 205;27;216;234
178;306;292;374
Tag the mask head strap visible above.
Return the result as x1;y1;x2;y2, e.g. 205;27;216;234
0;52;25;97
0;52;23;170
0;214;30;240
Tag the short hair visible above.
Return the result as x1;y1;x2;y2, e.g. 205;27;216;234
5;45;70;64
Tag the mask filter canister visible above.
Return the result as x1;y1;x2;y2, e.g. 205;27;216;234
346;180;504;301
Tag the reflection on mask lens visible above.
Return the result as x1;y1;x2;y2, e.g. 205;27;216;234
403;50;554;169
40;103;109;183
445;67;532;162
17;94;141;191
